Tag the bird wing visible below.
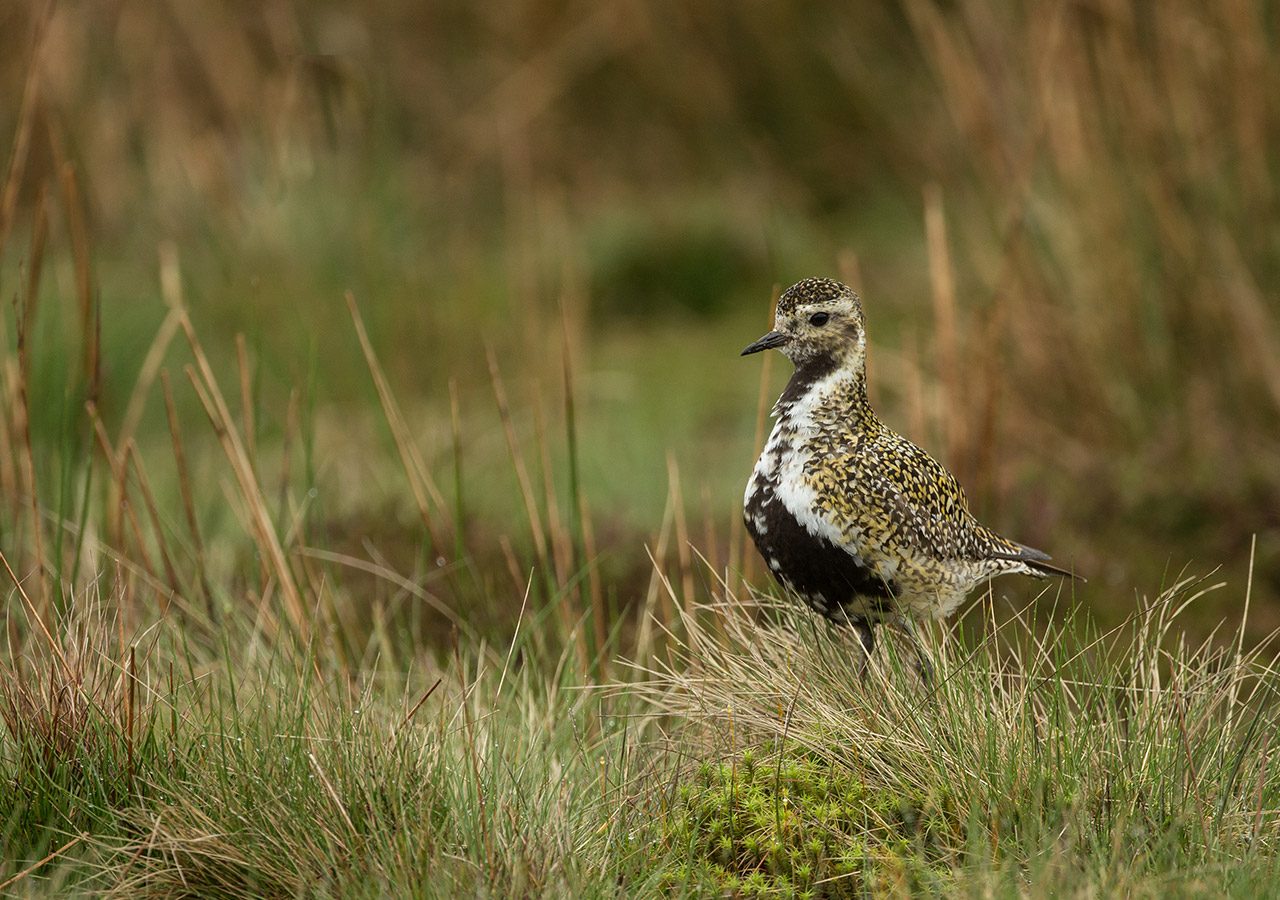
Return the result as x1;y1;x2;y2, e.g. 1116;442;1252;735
838;429;1084;580
811;427;1004;563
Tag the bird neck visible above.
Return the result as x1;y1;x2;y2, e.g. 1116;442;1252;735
776;353;877;428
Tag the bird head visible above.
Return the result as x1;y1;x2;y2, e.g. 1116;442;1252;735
741;277;866;370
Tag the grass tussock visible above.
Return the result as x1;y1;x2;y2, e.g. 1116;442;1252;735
635;575;1280;896
2;583;656;898
101;654;639;898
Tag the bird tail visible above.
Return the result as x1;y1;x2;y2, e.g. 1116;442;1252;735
991;541;1086;582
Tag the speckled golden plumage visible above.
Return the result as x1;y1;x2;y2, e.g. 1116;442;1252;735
742;277;1079;659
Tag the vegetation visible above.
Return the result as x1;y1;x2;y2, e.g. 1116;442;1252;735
2;1;1279;896
656;748;957;896
640;586;1280;896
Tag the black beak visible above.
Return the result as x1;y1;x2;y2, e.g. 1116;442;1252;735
740;330;790;356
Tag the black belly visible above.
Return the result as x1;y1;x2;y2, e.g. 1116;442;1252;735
744;481;896;621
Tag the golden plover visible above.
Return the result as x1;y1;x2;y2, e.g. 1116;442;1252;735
742;277;1079;668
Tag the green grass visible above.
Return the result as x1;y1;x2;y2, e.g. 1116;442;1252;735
639;580;1280;897
4;561;1278;896
1;596;651;897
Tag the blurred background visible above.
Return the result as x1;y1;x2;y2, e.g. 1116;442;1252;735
2;0;1279;641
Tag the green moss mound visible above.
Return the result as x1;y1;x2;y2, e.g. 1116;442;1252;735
656;748;959;898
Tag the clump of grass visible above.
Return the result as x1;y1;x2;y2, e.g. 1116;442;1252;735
636;573;1280;895
99;633;656;899
0;579;170;891
0;570;658;897
656;746;956;897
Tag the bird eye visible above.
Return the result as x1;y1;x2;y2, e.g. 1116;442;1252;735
809;312;830;326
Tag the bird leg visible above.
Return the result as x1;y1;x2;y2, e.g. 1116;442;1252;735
887;617;935;687
852;619;876;681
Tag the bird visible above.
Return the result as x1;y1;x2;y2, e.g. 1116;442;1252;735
741;276;1080;675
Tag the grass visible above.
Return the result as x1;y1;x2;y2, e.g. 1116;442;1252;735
638;578;1280;896
0;584;648;897
3;273;1274;895
4;1;1280;895
4;551;1278;895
